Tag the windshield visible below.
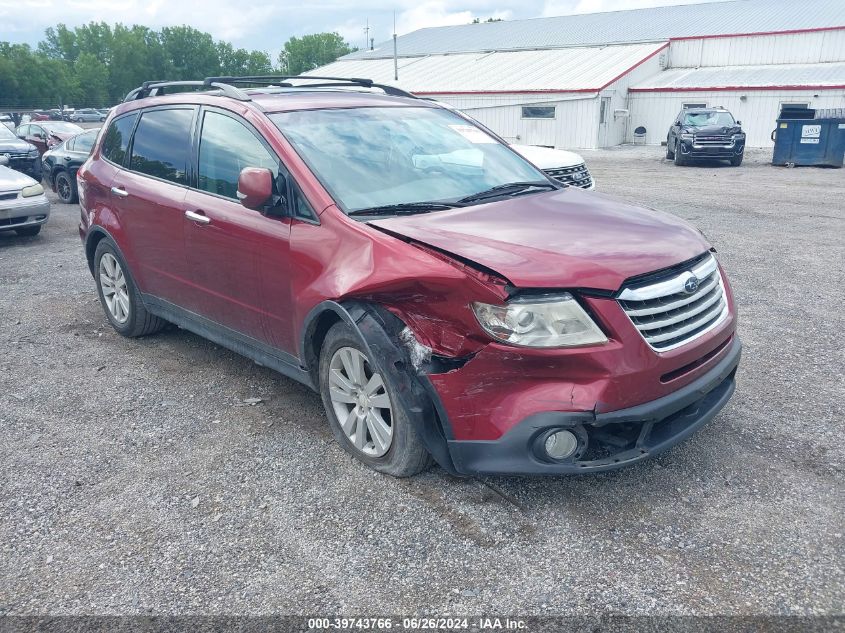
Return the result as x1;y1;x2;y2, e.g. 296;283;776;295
0;126;17;140
270;106;548;213
682;111;735;127
44;122;83;134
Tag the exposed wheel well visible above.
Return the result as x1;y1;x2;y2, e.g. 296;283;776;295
304;309;342;384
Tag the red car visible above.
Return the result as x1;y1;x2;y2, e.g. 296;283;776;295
77;77;740;477
16;121;84;156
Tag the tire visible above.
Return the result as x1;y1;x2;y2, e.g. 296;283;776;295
93;239;167;338
55;171;76;204
15;225;41;236
318;321;432;477
730;153;744;167
665;138;675;159
673;141;687;166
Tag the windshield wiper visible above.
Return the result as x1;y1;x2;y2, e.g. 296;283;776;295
348;202;462;217
457;181;558;205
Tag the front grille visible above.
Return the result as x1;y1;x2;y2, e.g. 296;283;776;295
618;253;729;352
544;163;593;189
694;135;731;145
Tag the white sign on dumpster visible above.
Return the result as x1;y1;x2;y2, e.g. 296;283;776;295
800;124;822;144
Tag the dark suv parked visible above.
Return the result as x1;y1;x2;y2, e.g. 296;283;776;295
666;107;746;166
77;76;740;477
0;125;41;179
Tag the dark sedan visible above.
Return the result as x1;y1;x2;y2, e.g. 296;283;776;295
42;128;99;203
15;121;84;156
0;125;41;179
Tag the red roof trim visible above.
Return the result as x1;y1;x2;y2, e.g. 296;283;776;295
670;25;845;42
414;42;669;97
630;84;845;93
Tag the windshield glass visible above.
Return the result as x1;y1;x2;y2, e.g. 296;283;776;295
44;122;83;134
0;126;17;140
271;106;547;212
683;111;735;127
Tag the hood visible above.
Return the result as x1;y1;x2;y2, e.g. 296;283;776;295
682;124;742;135
511;144;585;169
0;137;35;153
0;165;38;192
369;188;710;292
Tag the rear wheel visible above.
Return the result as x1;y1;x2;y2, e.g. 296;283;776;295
94;240;167;337
318;321;432;477
665;138;675;159
55;171;76;203
673;141;687;166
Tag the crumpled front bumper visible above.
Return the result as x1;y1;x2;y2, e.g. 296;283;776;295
446;336;741;475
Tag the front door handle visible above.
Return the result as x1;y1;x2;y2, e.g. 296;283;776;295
110;186;129;198
184;210;211;225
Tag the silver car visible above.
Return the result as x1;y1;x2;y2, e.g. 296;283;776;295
0;158;50;236
70;109;105;123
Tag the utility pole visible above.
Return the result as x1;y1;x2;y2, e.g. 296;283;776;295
363;19;370;51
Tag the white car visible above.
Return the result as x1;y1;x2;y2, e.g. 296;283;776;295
0;158;50;236
511;144;595;190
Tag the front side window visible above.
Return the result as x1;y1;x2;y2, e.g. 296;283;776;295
197;111;278;200
129;108;194;185
102;114;138;165
271;106;546;213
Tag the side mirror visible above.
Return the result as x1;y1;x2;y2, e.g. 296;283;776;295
736;120;742;126
237;167;275;211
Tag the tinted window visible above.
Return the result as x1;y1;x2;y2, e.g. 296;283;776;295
102;114;137;165
129;109;194;185
292;186;316;221
74;130;98;154
522;106;555;119
198;111;278;199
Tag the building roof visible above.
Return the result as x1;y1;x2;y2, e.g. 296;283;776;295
630;62;845;91
307;42;667;94
347;0;845;60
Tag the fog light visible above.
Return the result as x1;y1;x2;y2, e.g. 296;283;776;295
544;429;578;460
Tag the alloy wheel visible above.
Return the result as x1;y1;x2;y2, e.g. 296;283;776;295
99;253;130;324
328;346;394;457
56;176;72;202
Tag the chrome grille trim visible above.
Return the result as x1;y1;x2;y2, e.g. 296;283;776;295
618;253;729;352
543;163;593;189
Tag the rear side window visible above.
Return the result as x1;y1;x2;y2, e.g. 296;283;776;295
129;108;194;185
101;114;137;165
197;111;278;199
74;131;98;154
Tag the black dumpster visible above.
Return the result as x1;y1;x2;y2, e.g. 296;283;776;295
772;107;845;168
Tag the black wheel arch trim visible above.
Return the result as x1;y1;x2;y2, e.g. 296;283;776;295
301;300;460;475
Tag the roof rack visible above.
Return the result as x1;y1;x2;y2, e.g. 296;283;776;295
123;75;417;103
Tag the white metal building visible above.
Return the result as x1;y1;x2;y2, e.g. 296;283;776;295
310;0;845;149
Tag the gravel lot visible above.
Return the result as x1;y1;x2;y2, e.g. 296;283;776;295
1;146;843;618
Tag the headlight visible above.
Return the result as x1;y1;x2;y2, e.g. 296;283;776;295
28;149;39;158
472;293;608;348
21;183;44;198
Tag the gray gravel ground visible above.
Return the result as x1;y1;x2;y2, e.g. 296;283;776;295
0;146;843;617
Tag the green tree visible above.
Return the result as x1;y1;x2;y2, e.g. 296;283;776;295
74;52;109;106
160;26;219;80
279;32;356;75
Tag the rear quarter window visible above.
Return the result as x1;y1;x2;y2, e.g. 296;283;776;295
101;114;138;166
129;108;195;185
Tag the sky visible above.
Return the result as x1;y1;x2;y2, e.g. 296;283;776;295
0;0;731;60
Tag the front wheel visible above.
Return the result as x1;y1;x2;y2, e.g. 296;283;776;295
94;240;167;337
730;153;744;167
15;225;41;236
318;321;432;477
673;141;687;166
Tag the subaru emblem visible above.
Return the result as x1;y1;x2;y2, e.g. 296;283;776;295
684;274;699;294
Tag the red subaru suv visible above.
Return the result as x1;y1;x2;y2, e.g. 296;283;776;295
77;76;740;477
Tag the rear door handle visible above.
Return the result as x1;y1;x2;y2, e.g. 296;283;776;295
184;210;211;225
110;186;129;198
